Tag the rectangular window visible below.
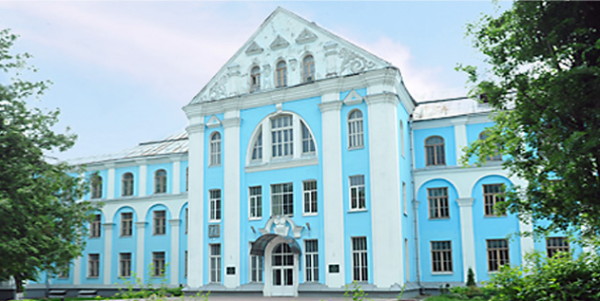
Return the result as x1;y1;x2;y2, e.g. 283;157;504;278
121;212;133;237
184;250;188;278
484;184;505;216
402;182;407;215
431;241;452;273
185;208;188;234
209;189;221;222
271;183;293;216
90;214;101;238
271;115;293;158
153;210;166;235
303;180;317;214
546;237;569;257
249;186;262;219
152;252;165;277
119;253;132;278
305;239;319;282
209;244;221;283
349;175;366;210
249;243;263;282
428;187;449;219
351;237;368;282
88;254;99;278
487;239;509;272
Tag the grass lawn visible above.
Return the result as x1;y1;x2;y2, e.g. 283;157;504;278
424;296;462;301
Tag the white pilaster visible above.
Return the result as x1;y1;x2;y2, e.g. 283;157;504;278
262;118;272;161
107;166;115;199
223;114;241;288
366;94;403;286
103;223;114;284
135;222;146;281
169;219;181;285
138;162;147;197
457;197;476;280
292;115;302;159
73;256;81;285
186;123;205;288
318;97;345;287
519;219;534;262
172;160;181;195
452;118;468;163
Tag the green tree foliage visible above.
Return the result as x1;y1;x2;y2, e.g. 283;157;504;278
0;29;96;291
460;1;600;239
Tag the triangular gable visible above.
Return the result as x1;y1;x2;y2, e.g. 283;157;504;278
190;7;392;104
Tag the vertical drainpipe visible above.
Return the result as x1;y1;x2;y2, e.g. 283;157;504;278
409;118;422;290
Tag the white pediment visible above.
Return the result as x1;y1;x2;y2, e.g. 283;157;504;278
190;7;391;104
206;115;221;128
343;90;364;105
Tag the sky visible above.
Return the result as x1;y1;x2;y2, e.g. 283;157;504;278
0;1;509;162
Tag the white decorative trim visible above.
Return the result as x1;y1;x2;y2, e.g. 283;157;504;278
456;197;476;281
139;164;147;198
169;219;180;285
263;236;299;297
296;28;317;44
107;167;115;200
245;157;318;173
172;160;181;195
259;215;304;238
102;223;114;284
222;117;241;128
207;116;222;129
186;123;205;134
245;41;264;55
135;222;146;281
456;197;474;207
270;35;290;50
318;101;342;113
343;90;363;105
223;110;241;288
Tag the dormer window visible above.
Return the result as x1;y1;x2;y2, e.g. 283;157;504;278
302;55;315;82
275;60;287;88
250;66;260;92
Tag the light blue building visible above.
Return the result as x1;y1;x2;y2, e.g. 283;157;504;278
27;7;577;298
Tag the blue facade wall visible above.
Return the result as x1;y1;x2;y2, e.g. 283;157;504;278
413;126;456;168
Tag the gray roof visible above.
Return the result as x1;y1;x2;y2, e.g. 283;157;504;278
413;97;493;121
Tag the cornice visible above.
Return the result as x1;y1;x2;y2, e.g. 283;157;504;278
95;192;188;205
222;117;242;128
456;197;474;208
186;123;205;134
365;92;399;106
318;101;342;113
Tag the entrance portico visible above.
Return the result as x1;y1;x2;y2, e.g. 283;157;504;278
251;234;301;297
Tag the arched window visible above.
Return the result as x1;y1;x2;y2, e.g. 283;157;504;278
122;172;134;197
210;132;222;166
479;131;502;161
348;110;364;149
91;174;102;199
251;127;263;161
250;66;260;92
425;136;445;166
154;169;167;194
302;55;315;82
271;115;293;158
301;121;315;154
275;60;287;88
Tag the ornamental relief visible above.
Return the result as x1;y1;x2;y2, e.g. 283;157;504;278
339;48;376;75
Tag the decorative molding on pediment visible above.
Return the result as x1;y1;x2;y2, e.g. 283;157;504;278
339;48;376;75
206;115;222;128
270;35;290;50
296;28;318;44
259;215;304;238
245;41;264;56
343;90;364;105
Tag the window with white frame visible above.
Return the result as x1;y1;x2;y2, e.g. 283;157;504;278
431;241;452;273
428;187;449;219
209;244;221;283
249;243;263;282
90;214;101;238
402;182;407;215
91;174;102;199
119;252;131;278
250;65;261;92
209;189;221;222
121;212;133;237
425;136;445;166
184;250;188;278
301;121;315;154
305;239;319;282
251;128;263;161
546;237;569;257
349;175;366;210
303;180;317;214
302;55;315;82
154;169;167;194
210;132;222;166
185;208;188;234
352;237;368;282
271;183;293;216
487;239;509;272
185;167;189;192
484;184;505;216
152;252;165;277
348;110;364;149
271;115;293;158
122;172;134;197
153;210;166;235
249;186;262;219
275;60;287;88
88;254;99;278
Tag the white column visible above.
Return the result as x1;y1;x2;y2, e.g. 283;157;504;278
519;220;534;263
186;123;205;288
366;94;403;286
73;256;81;285
103;223;114;284
318;98;345;287
457;197;476;280
107;165;115;199
135;222;146;282
452;118;468;163
169;219;181;285
223;114;241;288
172;160;181;195
138;161;147;197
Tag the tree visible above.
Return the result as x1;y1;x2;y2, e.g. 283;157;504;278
460;1;600;240
0;29;96;292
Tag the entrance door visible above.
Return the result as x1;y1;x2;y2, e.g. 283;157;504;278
269;243;297;296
